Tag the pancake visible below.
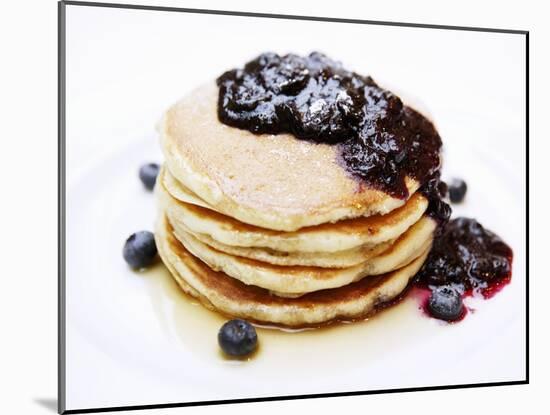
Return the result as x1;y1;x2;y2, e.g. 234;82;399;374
156;214;430;327
158;169;429;253
158;82;421;232
171;223;393;268
168;214;435;295
161;166;213;210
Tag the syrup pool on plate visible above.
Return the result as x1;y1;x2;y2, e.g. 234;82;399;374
139;261;439;369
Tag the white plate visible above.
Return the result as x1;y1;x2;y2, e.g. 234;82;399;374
65;113;526;410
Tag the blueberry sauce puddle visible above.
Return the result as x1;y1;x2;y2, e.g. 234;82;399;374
413;217;513;321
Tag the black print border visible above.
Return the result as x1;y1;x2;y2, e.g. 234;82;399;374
58;1;529;413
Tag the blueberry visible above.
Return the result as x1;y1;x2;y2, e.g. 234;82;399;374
427;286;464;321
448;178;467;203
218;319;258;357
139;163;160;190
123;231;157;269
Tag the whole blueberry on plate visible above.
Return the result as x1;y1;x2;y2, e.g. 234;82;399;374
427;286;464;321
123;231;157;269
139;163;160;190
218;319;258;357
448;178;467;203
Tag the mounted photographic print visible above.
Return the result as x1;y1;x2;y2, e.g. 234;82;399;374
59;1;528;413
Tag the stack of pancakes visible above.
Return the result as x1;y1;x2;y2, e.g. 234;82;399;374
154;83;437;328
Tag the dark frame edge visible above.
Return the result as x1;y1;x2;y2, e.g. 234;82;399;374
62;0;528;35
61;380;528;414
525;31;530;384
58;1;67;414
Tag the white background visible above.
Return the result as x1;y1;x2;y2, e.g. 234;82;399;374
0;0;545;414
62;1;527;412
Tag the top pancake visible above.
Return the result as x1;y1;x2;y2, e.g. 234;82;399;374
159;83;421;232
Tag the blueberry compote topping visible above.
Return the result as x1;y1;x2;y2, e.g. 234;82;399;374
217;52;443;201
418;171;451;226
414;217;513;320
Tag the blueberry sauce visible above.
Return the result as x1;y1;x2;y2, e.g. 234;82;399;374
418;171;451;227
217;52;443;204
414;217;513;320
